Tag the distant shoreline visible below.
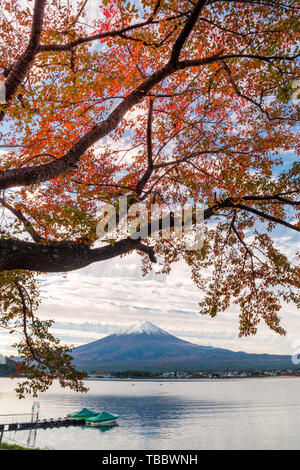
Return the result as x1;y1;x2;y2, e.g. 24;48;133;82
84;375;300;382
1;375;299;383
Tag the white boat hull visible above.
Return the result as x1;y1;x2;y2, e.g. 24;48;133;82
86;419;117;427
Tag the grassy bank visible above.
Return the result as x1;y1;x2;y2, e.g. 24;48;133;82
0;441;39;450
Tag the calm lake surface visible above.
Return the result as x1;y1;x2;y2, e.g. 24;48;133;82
0;377;299;450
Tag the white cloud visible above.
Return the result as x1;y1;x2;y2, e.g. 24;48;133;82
1;245;298;357
2;233;299;358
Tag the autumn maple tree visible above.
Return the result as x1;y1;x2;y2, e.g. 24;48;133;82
0;0;299;396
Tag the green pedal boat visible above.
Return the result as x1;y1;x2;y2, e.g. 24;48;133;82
67;408;99;419
67;408;119;426
85;412;119;427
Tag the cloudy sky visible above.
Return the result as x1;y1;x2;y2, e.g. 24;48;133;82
2;232;299;358
36;228;300;357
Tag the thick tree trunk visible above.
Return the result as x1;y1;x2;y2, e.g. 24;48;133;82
0;237;146;273
0;0;47;122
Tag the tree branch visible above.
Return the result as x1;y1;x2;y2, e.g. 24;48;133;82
135;242;157;263
0;198;44;243
233;202;300;232
169;0;207;65
14;278;45;366
39;18;155;52
39;1;165;52
0;0;47;122
134;98;155;197
1;192;298;273
179;53;299;69
0;52;228;192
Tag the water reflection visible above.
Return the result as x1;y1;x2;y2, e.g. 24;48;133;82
1;378;300;450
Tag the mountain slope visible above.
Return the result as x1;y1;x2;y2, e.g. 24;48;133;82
71;321;294;372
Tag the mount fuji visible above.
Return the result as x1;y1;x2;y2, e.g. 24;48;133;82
71;321;294;372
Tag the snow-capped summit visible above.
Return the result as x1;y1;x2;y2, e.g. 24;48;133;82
116;320;169;336
72;320;293;372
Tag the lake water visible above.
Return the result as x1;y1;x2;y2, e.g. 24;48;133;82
0;377;299;450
